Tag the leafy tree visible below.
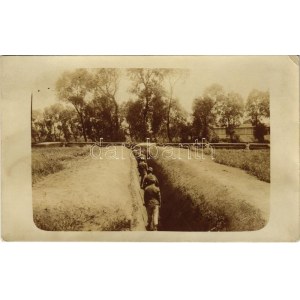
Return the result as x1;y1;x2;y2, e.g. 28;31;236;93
203;83;226;124
56;69;93;141
151;94;167;141
245;89;270;142
218;92;244;142
58;107;78;142
43;103;65;141
86;96;116;141
33;104;82;142
192;96;216;141
163;69;189;142
203;83;225;101
32;109;47;143
126;68;189;142
254;123;268;143
92;69;122;140
246;89;270;125
127;68;165;140
191;83;228;142
179;121;193;143
123;99;145;141
167;99;189;142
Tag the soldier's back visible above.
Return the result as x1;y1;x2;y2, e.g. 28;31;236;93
144;184;161;206
138;161;148;172
144;173;158;186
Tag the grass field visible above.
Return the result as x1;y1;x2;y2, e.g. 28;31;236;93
32;146;90;184
213;149;270;182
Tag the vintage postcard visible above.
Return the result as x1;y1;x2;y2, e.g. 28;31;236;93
1;56;299;241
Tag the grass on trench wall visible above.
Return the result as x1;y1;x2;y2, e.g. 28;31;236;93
148;150;266;231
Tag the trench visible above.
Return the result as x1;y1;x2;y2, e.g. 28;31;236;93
132;146;266;232
146;158;227;231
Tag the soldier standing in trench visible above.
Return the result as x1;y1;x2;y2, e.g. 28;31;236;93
138;156;148;188
142;167;159;189
143;175;161;231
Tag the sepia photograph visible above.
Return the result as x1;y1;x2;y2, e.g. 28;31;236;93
30;58;271;232
1;3;299;300
1;56;299;240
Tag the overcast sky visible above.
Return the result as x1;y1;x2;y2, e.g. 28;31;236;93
1;56;295;113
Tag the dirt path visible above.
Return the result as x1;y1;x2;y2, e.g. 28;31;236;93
188;158;270;220
33;146;146;231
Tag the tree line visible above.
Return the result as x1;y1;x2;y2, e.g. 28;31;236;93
32;68;270;144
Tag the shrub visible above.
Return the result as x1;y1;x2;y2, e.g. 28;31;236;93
210;132;220;143
232;133;241;143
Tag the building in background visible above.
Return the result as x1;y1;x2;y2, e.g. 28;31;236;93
213;123;270;143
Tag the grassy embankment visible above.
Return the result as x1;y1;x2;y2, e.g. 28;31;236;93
32;146;90;184
32;146;138;231
148;148;266;231
213;149;270;182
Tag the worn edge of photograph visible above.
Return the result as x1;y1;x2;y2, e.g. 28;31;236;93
0;55;299;241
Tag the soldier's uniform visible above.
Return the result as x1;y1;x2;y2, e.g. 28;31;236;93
138;160;148;187
137;153;146;163
132;149;139;158
144;182;161;231
143;172;159;189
